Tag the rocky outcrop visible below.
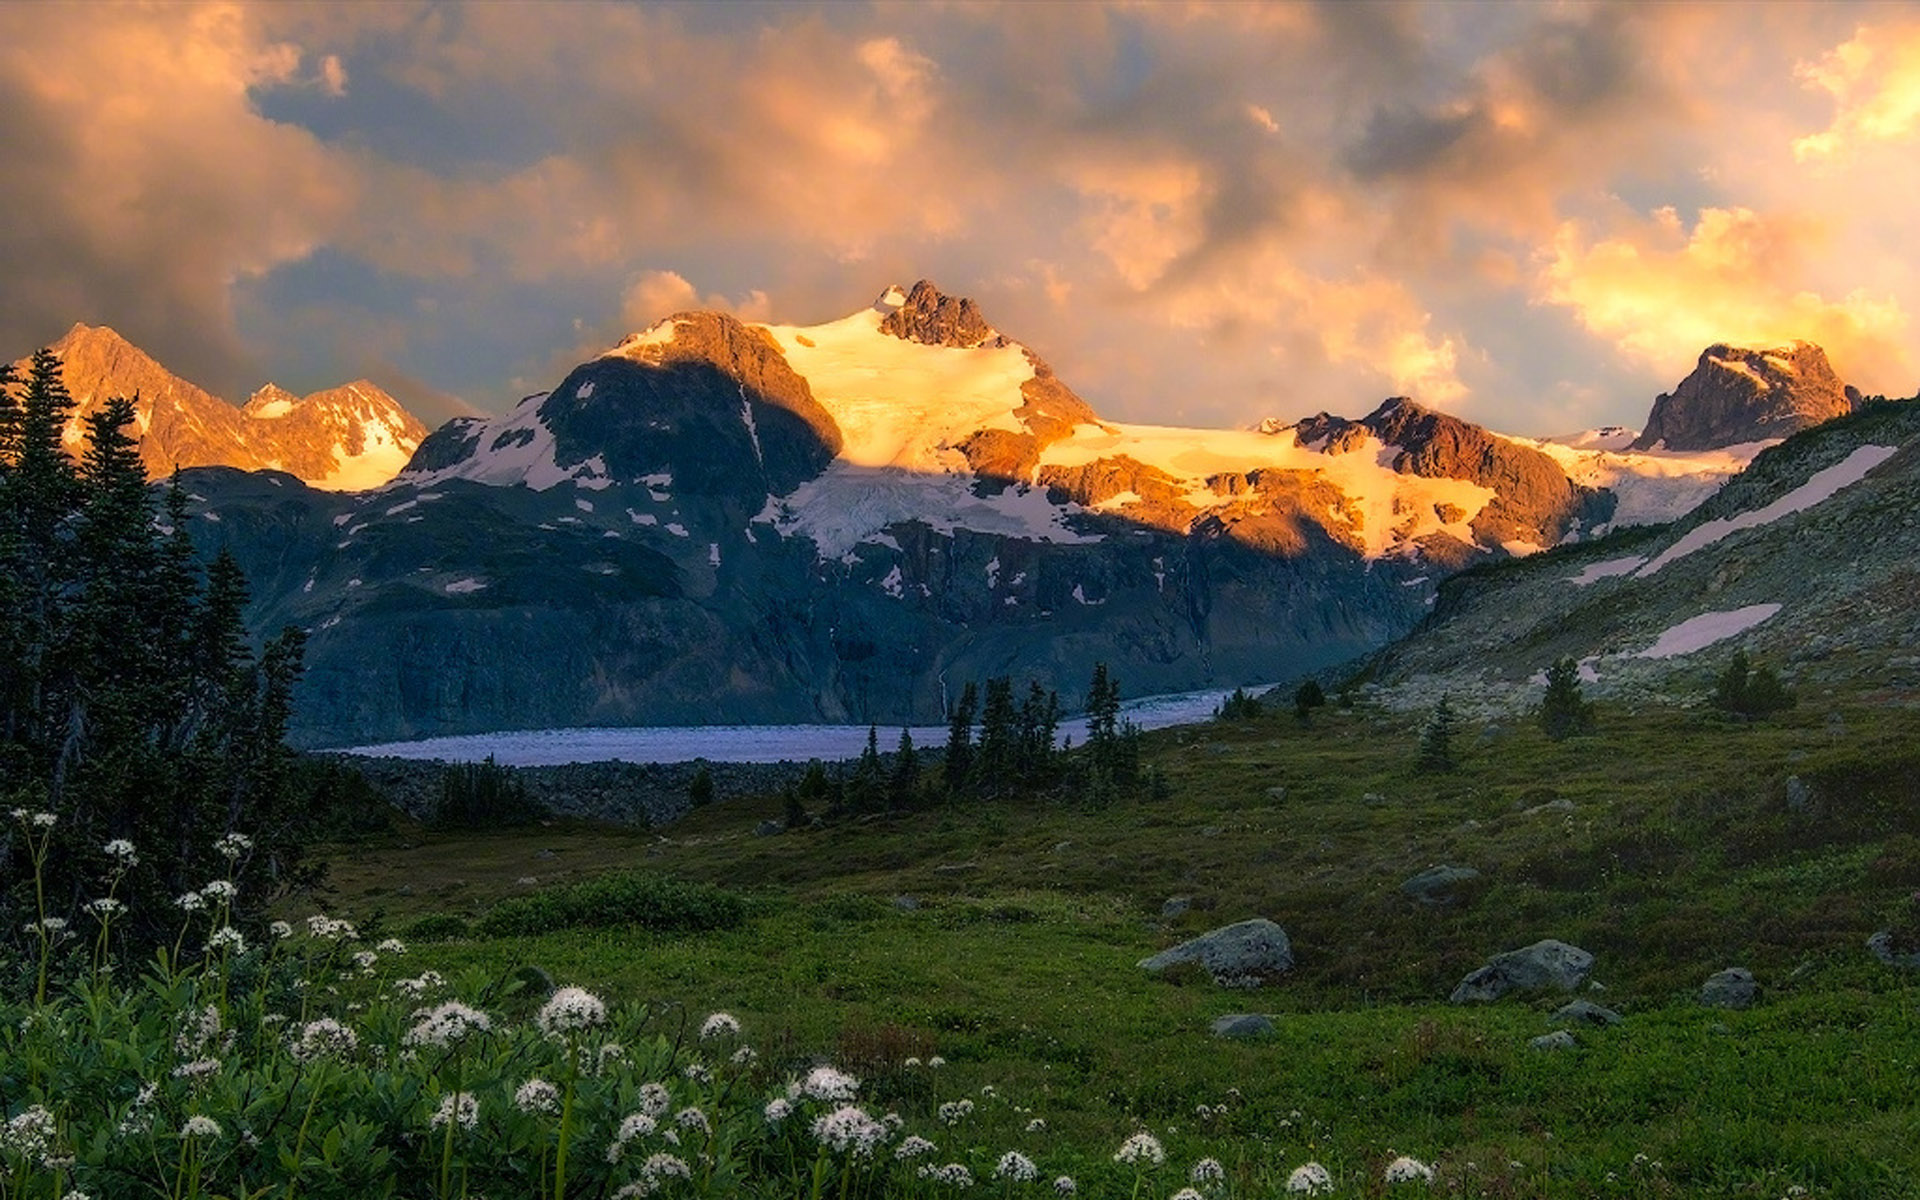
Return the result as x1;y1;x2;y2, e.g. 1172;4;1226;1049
12;324;425;490
879;279;1006;349
1449;939;1594;1003
1631;342;1857;451
1139;918;1295;987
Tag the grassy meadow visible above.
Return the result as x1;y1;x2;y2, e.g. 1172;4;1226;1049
291;693;1920;1198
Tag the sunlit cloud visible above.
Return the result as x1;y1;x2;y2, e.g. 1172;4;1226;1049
1795;20;1920;160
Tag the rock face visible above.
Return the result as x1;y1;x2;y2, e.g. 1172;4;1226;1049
1631;342;1857;451
1139;918;1295;988
1450;939;1594;1003
12;324;426;490
1699;967;1758;1009
879;279;1006;349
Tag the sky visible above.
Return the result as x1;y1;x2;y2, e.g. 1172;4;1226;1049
1;1;1917;436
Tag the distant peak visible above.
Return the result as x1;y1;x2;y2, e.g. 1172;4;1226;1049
52;322;137;352
877;279;1007;349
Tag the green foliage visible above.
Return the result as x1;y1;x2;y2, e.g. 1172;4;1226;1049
688;759;716;808
434;755;545;829
1215;687;1263;721
474;871;747;938
404;912;472;941
1539;657;1596;741
887;727;919;809
1293;679;1327;723
1711;650;1797;719
1416;694;1458;773
942;681;977;793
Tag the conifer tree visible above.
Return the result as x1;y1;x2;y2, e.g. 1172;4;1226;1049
888;726;919;809
1539;657;1595;741
943;681;977;796
1015;680;1061;784
1417;694;1458;773
846;726;884;812
972;677;1016;796
1293;679;1326;724
688;760;715;807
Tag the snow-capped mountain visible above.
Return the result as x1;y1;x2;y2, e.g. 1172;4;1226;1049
12;324;428;490
166;281;1870;745
1630;341;1858;451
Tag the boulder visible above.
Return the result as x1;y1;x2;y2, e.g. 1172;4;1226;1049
1699;967;1758;1009
1450;939;1594;1004
1209;1013;1275;1039
1867;931;1920;969
891;895;920;911
1139;918;1294;988
1530;1030;1577;1051
1161;896;1193;919
1400;865;1481;907
1784;776;1812;814
1552;999;1622;1027
754;819;784;837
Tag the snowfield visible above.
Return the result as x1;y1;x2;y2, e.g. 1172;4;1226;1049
341;684;1264;766
1636;604;1783;659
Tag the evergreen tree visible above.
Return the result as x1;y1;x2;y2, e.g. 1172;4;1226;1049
943;682;977;796
887;726;919;809
846;727;884;813
1711;650;1796;718
1417;695;1458;773
972;677;1017;796
1539;657;1595;741
1217;687;1262;720
1014;680;1061;785
688;760;715;807
782;783;808;830
1293;679;1326;724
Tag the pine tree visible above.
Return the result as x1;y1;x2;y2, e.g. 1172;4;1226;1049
846;727;883;812
1014;680;1061;786
887;727;919;809
688;760;716;807
1417;694;1458;773
1712;650;1795;718
1539;657;1595;741
943;682;977;796
972;677;1016;797
1293;679;1326;724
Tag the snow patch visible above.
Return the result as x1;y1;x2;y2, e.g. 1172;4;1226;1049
1638;444;1898;576
985;557;1001;588
879;566;905;597
445;578;488;595
575;498;594;512
1071;583;1105;606
250;398;294;419
575;380;595;400
665;522;689;537
387;499;418;516
1709;355;1770;390
628;509;658;526
708;542;721;567
1567;556;1647;587
1637;604;1783;659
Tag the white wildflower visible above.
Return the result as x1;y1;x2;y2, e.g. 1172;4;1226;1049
917;1162;974;1187
393;970;446;999
290;1018;359;1063
206;926;245;954
176;1004;222;1055
3;1106;58;1164
1114;1132;1165;1166
305;914;358;941
179;1115;223;1140
938;1098;975;1126
643;1152;692;1182
1026;1117;1047;1133
926;1055;946;1068
214;832;252;859
606;1112;657;1163
536;986;607;1035
1287;1162;1334;1195
103;839;138;866
200;880;238;903
375;937;406;954
174;890;205;912
731;1045;757;1065
895;1135;938;1160
172;1058;221;1080
514;1078;560;1115
699;1011;741;1039
269;920;293;940
1192;1157;1226;1183
800;1065;860;1101
810;1104;890;1159
1170;1190;1205;1200
683;1061;712;1084
674;1106;710;1135
1385;1155;1435;1184
403;1001;492;1048
904;1056;923;1068
1053;1178;1077;1197
995;1151;1039;1182
596;1041;628;1074
764;1098;793;1124
429;1092;479;1131
85;898;125;918
24;917;67;936
636;1082;672;1117
16;809;57;829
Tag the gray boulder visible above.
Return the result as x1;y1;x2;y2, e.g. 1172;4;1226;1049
1450;939;1594;1004
1209;1013;1275;1039
754;819;784;837
1784;775;1813;814
1162;896;1192;919
1529;1030;1577;1051
1400;865;1481;907
1139;918;1294;988
891;894;920;911
1700;967;1758;1009
1867;931;1920;969
1553;999;1622;1027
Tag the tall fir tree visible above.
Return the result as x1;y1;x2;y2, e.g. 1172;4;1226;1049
943;681;977;796
1539;657;1595;741
888;726;919;809
1417;694;1458;773
971;677;1017;797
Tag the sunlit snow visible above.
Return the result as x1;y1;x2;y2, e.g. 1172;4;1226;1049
1636;604;1783;658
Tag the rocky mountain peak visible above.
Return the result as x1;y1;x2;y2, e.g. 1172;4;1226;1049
1630;341;1857;451
878;279;1007;349
244;383;300;416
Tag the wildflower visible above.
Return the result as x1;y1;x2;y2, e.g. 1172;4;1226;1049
172;1058;222;1080
201;880;238;903
1114;1132;1166;1166
699;1010;741;1039
674;1107;710;1136
103;838;138;866
938;1099;975;1125
764;1098;793;1124
2;1106;58;1164
995;1151;1039;1182
810;1104;890;1159
636;1082;672;1117
1053;1177;1078;1197
607;1112;657;1163
514;1078;560;1115
404;1001;492;1048
883;1111;904;1131
1286;1162;1334;1195
214;832;253;859
800;1065;860;1101
269;920;293;940
536;985;607;1035
731;1045;758;1065
905;1056;923;1068
176;1004;222;1055
375;937;406;954
176;891;206;912
393;970;446;998
643;1152;692;1183
14;809;57;829
291;1018;359;1063
1171;1191;1206;1200
116;1083;159;1136
1192;1158;1226;1184
896;1135;938;1160
917;1162;974;1187
1026;1117;1047;1133
23;917;68;936
926;1055;946;1068
596;1041;628;1073
1385;1155;1435;1184
429;1092;479;1131
85;898;125;918
207;926;246;954
305;914;359;941
180;1115;223;1140
683;1061;712;1084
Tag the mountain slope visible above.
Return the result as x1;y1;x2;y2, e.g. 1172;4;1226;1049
11;324;428;490
1630;341;1858;451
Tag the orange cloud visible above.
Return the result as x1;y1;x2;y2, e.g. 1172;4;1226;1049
1795;20;1920;160
1539;205;1911;388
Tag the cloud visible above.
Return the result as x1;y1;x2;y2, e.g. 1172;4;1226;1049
1794;20;1920;160
1538;205;1911;388
618;270;771;332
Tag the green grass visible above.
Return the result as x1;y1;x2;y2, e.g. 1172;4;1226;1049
303;697;1920;1196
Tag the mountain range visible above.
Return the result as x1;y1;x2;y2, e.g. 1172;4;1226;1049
10;284;1887;746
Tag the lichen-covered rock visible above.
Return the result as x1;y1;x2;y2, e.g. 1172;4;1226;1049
1552;999;1623;1027
1450;939;1594;1004
1699;967;1758;1009
1140;918;1295;988
1209;1013;1275;1039
1530;1029;1577;1051
1400;865;1481;906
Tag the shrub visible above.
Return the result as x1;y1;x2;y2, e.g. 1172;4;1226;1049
474;871;747;938
1293;679;1327;723
1216;688;1263;721
1416;695;1458;773
405;913;472;941
1711;650;1796;719
434;756;546;828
